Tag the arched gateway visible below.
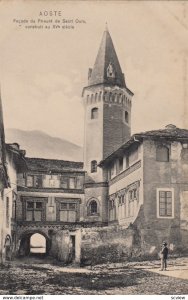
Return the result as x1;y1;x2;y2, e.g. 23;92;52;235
18;229;51;257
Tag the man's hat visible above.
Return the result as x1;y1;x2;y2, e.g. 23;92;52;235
162;241;167;245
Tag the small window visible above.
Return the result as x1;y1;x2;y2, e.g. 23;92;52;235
36;202;42;209
125;111;129;123
88;200;98;215
69;177;76;189
91;107;98;119
27;175;34;187
60;176;69;189
27;202;34;209
60;203;68;210
69;203;77;210
26;175;42;188
76;177;83;189
35;175;42;188
119;157;124;172
159;191;172;217
129;189;137;201
157;189;174;218
126;156;129;168
91;160;97;173
156;145;169;162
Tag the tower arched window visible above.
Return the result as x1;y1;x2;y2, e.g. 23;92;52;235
91;107;98;119
91;160;97;173
88;200;98;215
156;145;169;162
125;111;129;123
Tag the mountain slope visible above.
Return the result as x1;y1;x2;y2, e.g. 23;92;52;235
5;128;83;161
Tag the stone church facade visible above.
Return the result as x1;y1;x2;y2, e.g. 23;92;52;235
1;27;188;264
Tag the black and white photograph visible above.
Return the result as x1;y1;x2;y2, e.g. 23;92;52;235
0;0;188;297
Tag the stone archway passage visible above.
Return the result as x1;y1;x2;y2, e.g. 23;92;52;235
18;231;51;257
30;233;46;254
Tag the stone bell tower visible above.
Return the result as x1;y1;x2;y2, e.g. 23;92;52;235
82;25;134;223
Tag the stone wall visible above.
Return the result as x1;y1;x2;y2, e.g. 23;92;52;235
46;224;140;265
80;224;141;265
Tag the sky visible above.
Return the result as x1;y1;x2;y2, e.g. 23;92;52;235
0;0;187;146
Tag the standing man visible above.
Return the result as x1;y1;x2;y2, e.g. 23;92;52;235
160;241;169;271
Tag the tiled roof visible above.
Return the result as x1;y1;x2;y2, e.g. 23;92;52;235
99;125;188;167
136;125;188;138
25;157;84;173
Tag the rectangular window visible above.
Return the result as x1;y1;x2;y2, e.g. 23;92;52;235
126;156;129;168
159;191;172;216
26;201;43;221
129;189;137;201
156;146;169;162
109;199;116;221
109;164;114;179
34;175;43;188
60;203;68;210
69;177;76;189
27;201;34;209
60;176;69;189
76;177;83;189
27;175;42;188
157;188;174;218
36;202;42;209
119;157;124;173
59;202;77;222
27;175;34;187
60;176;78;189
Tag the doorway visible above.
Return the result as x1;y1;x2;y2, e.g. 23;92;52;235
69;235;76;263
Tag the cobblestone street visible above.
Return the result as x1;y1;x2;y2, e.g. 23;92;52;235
0;256;188;295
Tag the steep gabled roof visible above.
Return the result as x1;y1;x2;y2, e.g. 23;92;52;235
88;26;126;88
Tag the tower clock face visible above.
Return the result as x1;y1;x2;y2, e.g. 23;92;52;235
107;62;115;78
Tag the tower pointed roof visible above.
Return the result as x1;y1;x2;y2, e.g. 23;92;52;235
88;26;126;87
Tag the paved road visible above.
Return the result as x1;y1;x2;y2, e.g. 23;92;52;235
0;256;188;295
141;257;188;280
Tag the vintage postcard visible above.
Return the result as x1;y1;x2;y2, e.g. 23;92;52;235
0;0;188;297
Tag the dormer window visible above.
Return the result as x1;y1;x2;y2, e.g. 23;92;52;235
107;62;115;78
91;107;98;119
